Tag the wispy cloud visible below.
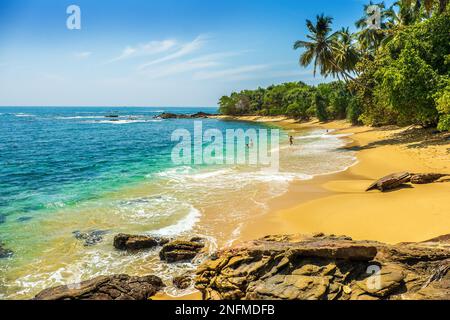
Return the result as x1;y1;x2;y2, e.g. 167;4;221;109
139;55;221;79
138;35;209;70
193;64;269;81
137;50;247;79
107;39;177;64
74;51;92;59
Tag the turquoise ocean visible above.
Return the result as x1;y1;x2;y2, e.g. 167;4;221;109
0;107;356;299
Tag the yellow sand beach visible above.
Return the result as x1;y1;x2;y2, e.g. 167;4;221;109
218;117;450;245
157;116;450;300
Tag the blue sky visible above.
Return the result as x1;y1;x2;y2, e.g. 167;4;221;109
0;0;395;107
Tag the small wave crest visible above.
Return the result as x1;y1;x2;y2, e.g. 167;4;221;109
14;113;35;118
83;119;162;124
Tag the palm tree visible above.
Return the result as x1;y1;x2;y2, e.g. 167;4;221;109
332;28;360;80
293;14;358;82
386;1;418;27
293;14;336;77
401;0;449;14
355;1;392;54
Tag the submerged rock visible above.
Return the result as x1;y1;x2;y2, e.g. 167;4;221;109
195;234;450;300
34;274;164;300
0;214;6;224
160;240;205;263
113;233;169;251
73;230;108;247
16;216;32;223
0;242;13;259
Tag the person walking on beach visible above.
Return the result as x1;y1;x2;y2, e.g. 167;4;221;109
289;135;294;146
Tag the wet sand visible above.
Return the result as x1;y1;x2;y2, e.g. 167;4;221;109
156;116;450;299
232;118;450;245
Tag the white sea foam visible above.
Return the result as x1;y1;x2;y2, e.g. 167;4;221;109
83;119;162;124
55;116;104;120
150;206;201;237
14;113;35;117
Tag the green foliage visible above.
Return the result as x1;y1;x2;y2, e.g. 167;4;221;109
435;81;450;130
219;3;449;131
346;97;364;125
354;9;449;129
314;91;329;122
376;47;440;126
219;81;357;123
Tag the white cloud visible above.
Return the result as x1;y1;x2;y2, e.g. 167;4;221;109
138;35;209;70
107;39;177;63
74;51;92;59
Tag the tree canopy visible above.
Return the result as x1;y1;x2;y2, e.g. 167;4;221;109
218;1;450;130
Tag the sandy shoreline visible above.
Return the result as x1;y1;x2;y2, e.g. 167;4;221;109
223;116;450;245
160;115;450;300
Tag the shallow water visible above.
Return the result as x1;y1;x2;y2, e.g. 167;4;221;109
0;107;356;299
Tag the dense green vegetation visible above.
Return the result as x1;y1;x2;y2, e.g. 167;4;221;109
219;0;450;130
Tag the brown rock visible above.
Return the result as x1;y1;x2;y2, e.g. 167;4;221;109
410;173;448;184
173;275;192;290
355;264;405;297
34;274;164;300
113;234;169;251
156;112;214;120
160;240;205;263
366;172;411;192
195;234;450;300
422;234;450;243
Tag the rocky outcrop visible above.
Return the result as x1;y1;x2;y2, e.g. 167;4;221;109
34;274;164;300
0;242;13;259
73;230;108;247
156;112;215;120
195;234;450;300
366;172;412;192
366;172;449;192
410;173;448;184
160;239;205;263
173;274;193;290
113;234;169;251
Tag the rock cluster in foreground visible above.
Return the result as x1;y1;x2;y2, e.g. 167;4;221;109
34;275;164;300
113;234;205;263
113;233;169;251
195;234;450;300
160;239;205;263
